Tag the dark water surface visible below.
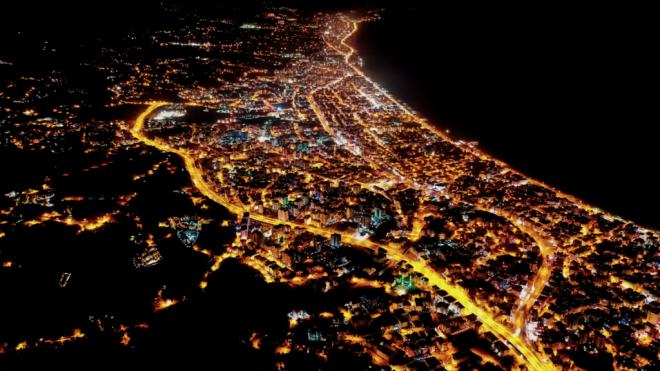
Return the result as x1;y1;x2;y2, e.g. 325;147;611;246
355;4;658;229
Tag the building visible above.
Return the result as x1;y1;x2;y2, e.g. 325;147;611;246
330;233;341;249
278;208;289;221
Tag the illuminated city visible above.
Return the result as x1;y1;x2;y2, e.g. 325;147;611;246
1;1;658;370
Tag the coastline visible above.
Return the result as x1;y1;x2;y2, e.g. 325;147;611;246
353;9;658;230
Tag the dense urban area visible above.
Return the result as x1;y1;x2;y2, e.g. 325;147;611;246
0;5;658;370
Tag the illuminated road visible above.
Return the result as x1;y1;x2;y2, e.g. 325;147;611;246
509;222;555;340
472;205;557;340
131;101;555;370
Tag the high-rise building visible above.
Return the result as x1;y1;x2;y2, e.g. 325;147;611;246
330;233;341;249
372;207;383;225
278;208;289;221
345;207;353;219
374;207;382;220
242;212;250;229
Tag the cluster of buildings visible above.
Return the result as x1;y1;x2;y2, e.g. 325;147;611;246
1;5;657;369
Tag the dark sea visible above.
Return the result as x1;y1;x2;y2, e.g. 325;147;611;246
355;4;659;230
